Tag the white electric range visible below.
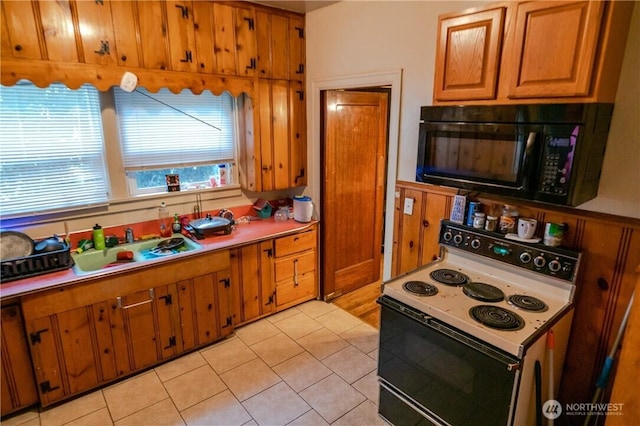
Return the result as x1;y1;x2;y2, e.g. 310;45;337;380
377;220;582;426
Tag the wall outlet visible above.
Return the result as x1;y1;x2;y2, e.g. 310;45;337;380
403;197;414;215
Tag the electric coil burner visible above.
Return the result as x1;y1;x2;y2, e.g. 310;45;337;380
469;305;525;330
430;268;469;286
507;294;549;312
378;220;583;426
463;282;505;302
403;280;438;296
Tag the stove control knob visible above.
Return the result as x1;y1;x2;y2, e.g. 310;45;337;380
549;260;562;272
453;234;463;244
471;239;481;249
443;231;453;242
519;252;532;264
533;255;546;268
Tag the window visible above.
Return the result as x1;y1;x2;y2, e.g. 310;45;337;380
114;88;237;195
0;82;108;217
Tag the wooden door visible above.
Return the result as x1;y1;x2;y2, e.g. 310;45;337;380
506;1;604;98
192;1;216;73
322;90;388;299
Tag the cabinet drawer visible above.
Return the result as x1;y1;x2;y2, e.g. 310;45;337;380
274;228;316;257
276;272;316;309
274;250;316;283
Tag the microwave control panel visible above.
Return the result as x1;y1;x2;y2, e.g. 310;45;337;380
538;135;575;195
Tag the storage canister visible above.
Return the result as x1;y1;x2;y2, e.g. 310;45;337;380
498;205;519;234
293;196;313;222
485;215;498;232
466;202;481;226
473;212;486;229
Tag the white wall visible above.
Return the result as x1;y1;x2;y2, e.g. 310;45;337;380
306;1;640;219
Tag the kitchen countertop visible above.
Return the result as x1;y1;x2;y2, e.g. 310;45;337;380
0;218;318;301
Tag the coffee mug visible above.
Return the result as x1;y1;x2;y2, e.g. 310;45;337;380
518;218;537;239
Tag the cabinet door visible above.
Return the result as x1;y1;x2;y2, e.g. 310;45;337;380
38;0;78;62
395;189;424;275
166;0;197;72
271;80;291;190
216;270;234;338
257;79;275;191
256;10;271;77
192;1;216;73
420;192;450;265
270;14;289;80
235;6;257;77
274;249;317;311
289;80;307;187
434;6;505;101
1;1;43;60
506;1;604;98
111;289;160;371
136;0;169;70
289;15;304;81
109;0;140;67
230;242;275;325
74;0;116;65
212;3;236;75
1;306;38;415
25;316;66;406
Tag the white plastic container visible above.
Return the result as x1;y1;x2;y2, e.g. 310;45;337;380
293;196;313;222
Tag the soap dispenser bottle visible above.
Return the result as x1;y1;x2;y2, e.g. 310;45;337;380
159;202;172;237
93;224;106;250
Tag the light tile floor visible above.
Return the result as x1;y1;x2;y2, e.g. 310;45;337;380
3;301;388;426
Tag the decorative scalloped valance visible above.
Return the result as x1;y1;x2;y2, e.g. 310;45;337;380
0;59;255;97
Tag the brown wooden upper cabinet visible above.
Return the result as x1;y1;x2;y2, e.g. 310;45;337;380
1;1;44;60
434;5;505;101
433;0;634;104
256;11;305;81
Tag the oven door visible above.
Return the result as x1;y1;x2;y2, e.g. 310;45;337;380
417;121;540;195
377;296;521;426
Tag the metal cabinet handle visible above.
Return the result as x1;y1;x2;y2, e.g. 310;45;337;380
117;288;155;309
293;259;299;287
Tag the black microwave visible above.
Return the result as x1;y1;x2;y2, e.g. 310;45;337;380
416;103;614;206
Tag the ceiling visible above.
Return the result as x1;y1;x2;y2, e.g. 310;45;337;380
247;1;339;14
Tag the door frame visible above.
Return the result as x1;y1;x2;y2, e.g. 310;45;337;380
310;70;402;283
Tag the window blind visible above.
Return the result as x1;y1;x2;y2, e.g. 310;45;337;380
0;83;108;217
114;88;236;171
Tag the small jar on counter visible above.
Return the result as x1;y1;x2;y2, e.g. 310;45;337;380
484;215;498;232
472;212;486;229
498;204;519;234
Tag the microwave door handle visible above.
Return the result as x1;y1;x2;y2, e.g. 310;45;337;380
520;132;538;190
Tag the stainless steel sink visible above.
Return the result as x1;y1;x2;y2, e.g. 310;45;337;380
72;235;202;274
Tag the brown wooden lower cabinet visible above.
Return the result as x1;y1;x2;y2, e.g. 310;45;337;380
391;180;640;420
231;225;319;323
230;241;276;326
1;305;38;416
20;250;232;407
391;183;456;277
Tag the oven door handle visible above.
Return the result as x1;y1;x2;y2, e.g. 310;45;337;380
379;380;452;426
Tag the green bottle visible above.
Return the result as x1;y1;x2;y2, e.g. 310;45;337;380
93;224;106;250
